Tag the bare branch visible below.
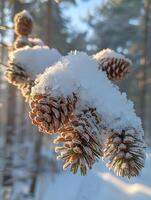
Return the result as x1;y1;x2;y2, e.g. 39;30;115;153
0;25;13;31
0;62;9;68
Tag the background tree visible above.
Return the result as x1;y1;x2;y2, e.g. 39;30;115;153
84;0;151;144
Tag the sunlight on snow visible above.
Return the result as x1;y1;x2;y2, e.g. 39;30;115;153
98;172;151;197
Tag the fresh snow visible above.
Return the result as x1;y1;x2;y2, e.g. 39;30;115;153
93;48;132;64
32;51;143;136
36;149;151;200
9;46;61;78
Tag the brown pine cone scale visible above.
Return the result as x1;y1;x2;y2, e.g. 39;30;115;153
103;128;146;178
54;108;104;175
99;57;130;80
29;94;77;134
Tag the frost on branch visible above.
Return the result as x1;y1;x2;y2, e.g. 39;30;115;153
93;48;131;81
30;51;145;176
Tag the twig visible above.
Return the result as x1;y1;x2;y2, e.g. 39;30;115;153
0;62;9;68
0;25;13;31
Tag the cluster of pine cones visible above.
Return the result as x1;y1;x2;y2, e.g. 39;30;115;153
29;97;105;175
4;10;146;178
29;91;145;177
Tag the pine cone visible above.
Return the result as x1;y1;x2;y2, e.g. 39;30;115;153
103;128;146;178
100;57;130;80
6;63;28;84
54;108;105;175
14;10;33;36
5;63;34;101
29;93;77;134
93;49;131;81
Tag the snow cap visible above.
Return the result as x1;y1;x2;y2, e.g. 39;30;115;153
9;46;62;78
31;51;143;136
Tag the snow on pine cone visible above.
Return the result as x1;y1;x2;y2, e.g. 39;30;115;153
103;128;146;178
6;45;61;101
54;108;105;175
28;51;145;177
5;62;34;101
29;93;77;134
14;10;33;37
93;48;131;81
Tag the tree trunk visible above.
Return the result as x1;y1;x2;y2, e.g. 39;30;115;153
46;0;54;47
140;0;150;129
2;1;22;198
29;133;42;196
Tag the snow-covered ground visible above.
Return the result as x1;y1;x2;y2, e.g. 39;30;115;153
36;149;151;200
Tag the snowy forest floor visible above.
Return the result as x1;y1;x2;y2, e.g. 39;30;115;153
0;136;150;200
35;149;151;200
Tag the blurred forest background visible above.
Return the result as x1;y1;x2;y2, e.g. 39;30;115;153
0;0;151;199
